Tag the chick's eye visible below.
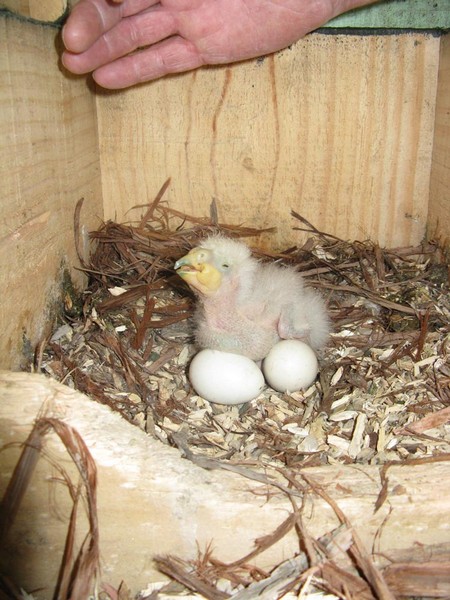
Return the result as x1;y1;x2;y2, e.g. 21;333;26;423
222;263;229;269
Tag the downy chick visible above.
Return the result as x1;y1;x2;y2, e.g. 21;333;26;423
175;235;330;361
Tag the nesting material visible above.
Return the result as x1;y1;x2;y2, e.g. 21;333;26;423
29;190;450;598
41;197;450;472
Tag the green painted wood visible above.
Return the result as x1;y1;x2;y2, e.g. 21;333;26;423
325;0;450;29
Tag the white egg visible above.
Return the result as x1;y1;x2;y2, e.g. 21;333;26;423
189;349;265;405
262;340;318;393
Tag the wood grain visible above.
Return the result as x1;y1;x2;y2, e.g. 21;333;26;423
1;0;66;21
96;33;440;251
429;33;450;250
1;371;450;597
0;14;103;369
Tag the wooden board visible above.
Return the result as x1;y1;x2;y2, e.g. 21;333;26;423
0;13;103;369
1;371;449;597
0;0;66;22
429;33;450;249
327;0;450;29
97;32;440;251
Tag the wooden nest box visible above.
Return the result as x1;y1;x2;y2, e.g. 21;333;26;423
0;1;449;597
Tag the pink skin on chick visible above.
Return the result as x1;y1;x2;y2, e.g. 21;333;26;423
175;236;330;361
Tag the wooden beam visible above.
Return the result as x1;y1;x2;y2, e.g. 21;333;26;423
1;371;449;598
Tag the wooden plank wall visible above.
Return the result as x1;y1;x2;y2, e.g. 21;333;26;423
429;33;450;249
0;13;103;369
96;32;440;251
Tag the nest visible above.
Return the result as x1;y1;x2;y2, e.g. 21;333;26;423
35;184;450;599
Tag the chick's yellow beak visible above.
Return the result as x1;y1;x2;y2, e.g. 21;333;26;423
174;247;222;294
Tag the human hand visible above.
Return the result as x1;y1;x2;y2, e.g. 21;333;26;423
62;0;377;89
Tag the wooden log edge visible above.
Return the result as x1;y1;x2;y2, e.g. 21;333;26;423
0;371;449;596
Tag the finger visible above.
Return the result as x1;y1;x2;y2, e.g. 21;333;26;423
62;0;123;53
92;36;205;89
62;0;158;54
62;6;176;74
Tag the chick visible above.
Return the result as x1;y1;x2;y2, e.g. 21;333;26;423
174;236;330;361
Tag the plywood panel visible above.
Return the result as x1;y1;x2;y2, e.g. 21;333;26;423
429;33;450;249
97;33;439;251
0;13;103;369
